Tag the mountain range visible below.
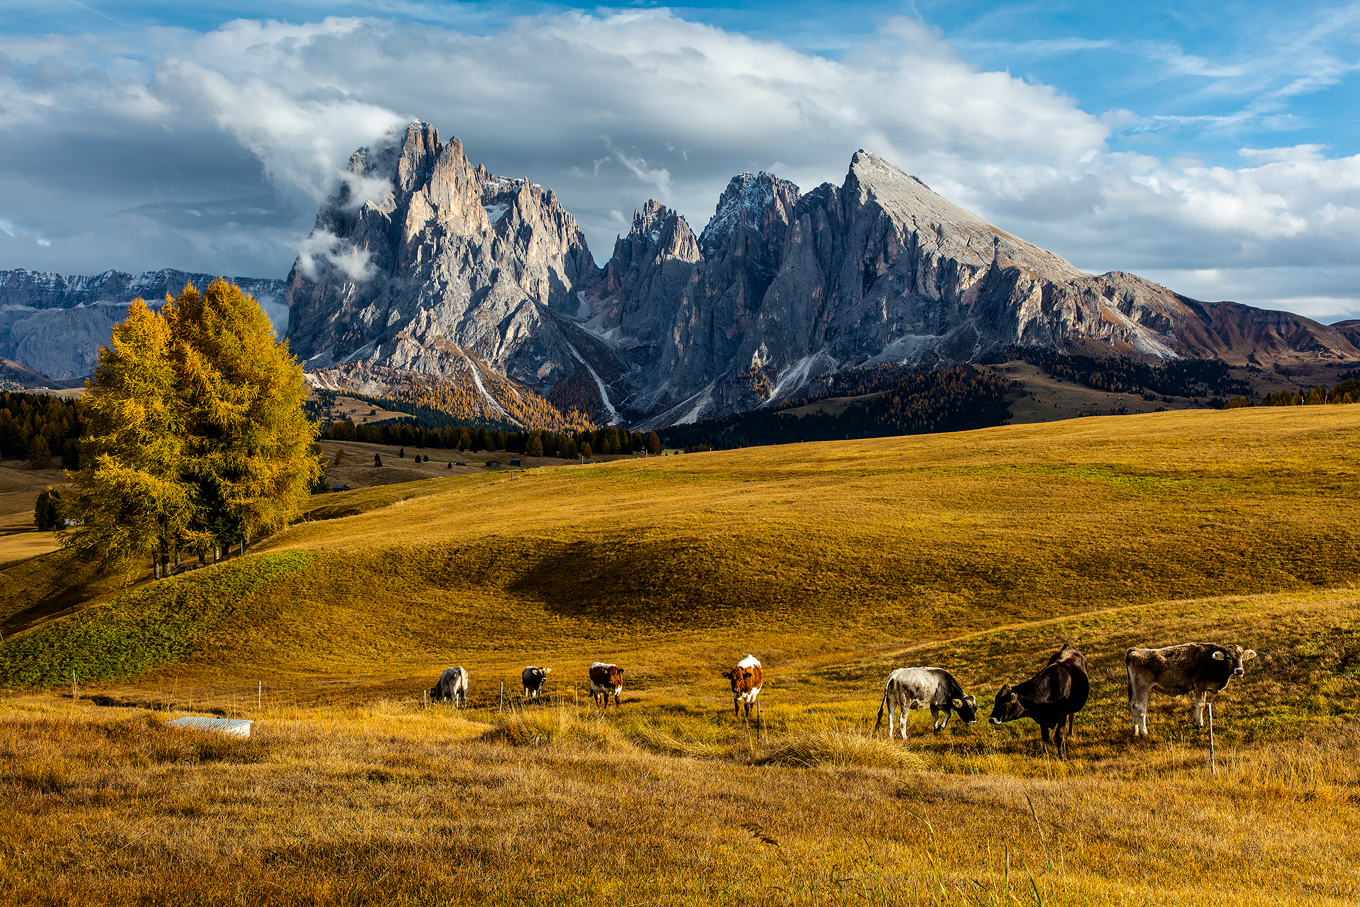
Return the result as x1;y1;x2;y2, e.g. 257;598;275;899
0;269;286;382
286;122;1359;427
2;121;1356;423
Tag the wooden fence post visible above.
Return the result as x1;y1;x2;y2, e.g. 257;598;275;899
72;668;77;700
258;681;262;713
1208;702;1216;772
499;682;504;714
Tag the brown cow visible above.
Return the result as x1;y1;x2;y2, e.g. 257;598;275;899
589;662;624;708
722;655;763;720
1126;643;1256;736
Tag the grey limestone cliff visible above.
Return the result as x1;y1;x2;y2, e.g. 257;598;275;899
285;122;613;418
283;127;1360;427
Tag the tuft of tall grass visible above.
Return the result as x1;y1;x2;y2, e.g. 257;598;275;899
484;700;630;750
757;721;926;770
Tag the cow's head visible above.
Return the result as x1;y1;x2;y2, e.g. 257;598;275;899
989;685;1025;725
605;665;624;686
951;694;979;724
1211;645;1257;676
723;666;757;693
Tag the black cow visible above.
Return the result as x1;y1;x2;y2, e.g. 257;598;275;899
522;666;552;698
989;643;1090;758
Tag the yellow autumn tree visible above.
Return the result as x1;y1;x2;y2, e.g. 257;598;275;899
164;280;319;559
63;281;319;576
61;299;195;577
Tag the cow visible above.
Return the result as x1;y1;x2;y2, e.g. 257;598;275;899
722;655;763;720
1125;643;1257;736
430;666;468;707
988;644;1090;758
522;666;552;698
1047;641;1088;674
874;667;978;739
589;662;624;708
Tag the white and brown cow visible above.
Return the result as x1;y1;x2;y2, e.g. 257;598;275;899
589;662;624;708
875;667;978;739
430;666;468;707
723;655;763;720
1126;643;1256;736
522;666;552;698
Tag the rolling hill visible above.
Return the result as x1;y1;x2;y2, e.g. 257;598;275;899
2;406;1358;905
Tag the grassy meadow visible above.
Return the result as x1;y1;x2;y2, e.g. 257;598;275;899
2;404;1359;905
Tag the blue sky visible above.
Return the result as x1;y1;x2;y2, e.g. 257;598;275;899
2;1;1358;321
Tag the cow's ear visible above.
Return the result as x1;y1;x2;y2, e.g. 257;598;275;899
1212;650;1225;660
544;668;552;674
951;698;963;709
1243;649;1256;661
617;667;625;674
965;695;976;705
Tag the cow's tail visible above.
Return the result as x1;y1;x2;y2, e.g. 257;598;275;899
873;689;889;736
1124;648;1136;704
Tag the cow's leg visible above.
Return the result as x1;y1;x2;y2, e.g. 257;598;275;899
930;705;941;732
1129;681;1147;737
1192;690;1207;727
734;697;740;720
1040;723;1051;744
1054;723;1066;760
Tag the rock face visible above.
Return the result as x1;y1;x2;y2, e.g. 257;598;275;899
594;152;1360;425
284;127;1360;427
285;122;612;421
0;269;286;380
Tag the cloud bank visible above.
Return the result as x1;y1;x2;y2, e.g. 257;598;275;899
0;10;1356;321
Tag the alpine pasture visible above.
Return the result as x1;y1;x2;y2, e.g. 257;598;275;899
2;405;1359;906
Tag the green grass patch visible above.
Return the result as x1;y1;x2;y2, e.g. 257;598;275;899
0;551;313;687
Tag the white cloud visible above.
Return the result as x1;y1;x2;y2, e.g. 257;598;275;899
295;229;374;282
0;9;1355;321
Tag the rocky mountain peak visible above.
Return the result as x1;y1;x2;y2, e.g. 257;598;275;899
845;150;1084;282
698;171;800;259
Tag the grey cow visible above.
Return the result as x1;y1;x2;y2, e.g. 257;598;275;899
522;666;552;698
430;666;469;707
875;667;978;739
1126;643;1256;736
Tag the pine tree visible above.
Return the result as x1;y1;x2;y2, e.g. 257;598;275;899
647;431;662;455
35;486;62;531
374;453;383;467
526;433;544;457
28;434;51;469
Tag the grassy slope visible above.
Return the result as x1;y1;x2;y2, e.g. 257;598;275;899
2;405;1359;905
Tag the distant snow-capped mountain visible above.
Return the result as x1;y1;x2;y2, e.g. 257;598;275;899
0;268;286;380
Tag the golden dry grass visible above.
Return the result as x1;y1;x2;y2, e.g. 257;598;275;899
2;405;1360;904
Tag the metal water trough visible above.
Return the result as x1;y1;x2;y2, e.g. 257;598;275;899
165;716;254;738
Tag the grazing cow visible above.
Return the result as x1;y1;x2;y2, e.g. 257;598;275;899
1047;641;1089;674
522;666;552;698
722;655;763;720
989;644;1090;758
430;666;468;707
1125;643;1257;736
589;662;624;708
874;667;978;739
